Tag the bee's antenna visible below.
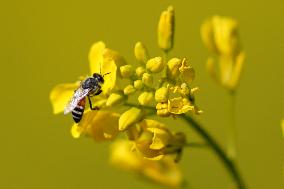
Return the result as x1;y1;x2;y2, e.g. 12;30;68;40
103;72;111;77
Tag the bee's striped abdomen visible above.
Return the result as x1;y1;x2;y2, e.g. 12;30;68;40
72;98;86;123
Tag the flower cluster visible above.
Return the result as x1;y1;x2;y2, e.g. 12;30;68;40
201;15;245;92
50;6;201;188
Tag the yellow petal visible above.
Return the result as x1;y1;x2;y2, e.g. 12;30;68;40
212;15;240;56
89;41;106;74
49;83;78;114
158;6;175;52
179;59;195;84
168;97;194;114
76;110;120;141
147;127;171;150
110;140;142;171
228;51;245;91
89;41;127;95
119;108;145;131
200;18;218;53
70;124;83;138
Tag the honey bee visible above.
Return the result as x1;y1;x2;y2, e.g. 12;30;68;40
64;73;109;123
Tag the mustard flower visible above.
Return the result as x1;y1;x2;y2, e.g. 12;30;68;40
134;119;186;161
110;140;183;188
201;16;245;92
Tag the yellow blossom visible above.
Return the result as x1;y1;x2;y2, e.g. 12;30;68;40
158;6;175;52
119;107;145;131
168;97;194;114
134;42;149;63
71;110;120;142
135;119;186;160
89;41;127;95
146;57;164;73
138;92;154;106
110;140;183;188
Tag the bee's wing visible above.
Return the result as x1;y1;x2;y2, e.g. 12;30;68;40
64;87;91;115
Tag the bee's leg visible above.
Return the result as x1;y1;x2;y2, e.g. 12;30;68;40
94;89;102;95
87;95;99;110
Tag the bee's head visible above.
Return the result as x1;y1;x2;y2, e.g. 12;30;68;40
93;73;104;84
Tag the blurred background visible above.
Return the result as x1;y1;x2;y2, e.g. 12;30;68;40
0;0;283;188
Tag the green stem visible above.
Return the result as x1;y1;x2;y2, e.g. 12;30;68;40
181;114;246;189
227;92;237;160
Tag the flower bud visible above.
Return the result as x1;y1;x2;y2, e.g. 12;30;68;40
106;92;126;107
167;58;182;79
158;6;175;52
136;66;146;77
124;85;136;95
120;65;134;78
142;73;153;87
134;42;149;63
146;57;164;73
155;87;169;103
138;92;154;106
133;80;143;90
119;108;145;131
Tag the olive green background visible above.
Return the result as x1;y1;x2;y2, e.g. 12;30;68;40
1;0;283;189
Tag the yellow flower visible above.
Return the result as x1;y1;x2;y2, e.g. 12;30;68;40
134;119;186;161
281;119;284;138
50;41;126;115
133;79;143;90
158;6;175;52
71;110;120;142
89;41;127;95
110;140;183;188
167;58;182;79
201;16;245;92
168;97;194;114
135;66;146;77
201;16;239;56
156;102;171;117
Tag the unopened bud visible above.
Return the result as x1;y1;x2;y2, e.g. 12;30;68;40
146;57;164;73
